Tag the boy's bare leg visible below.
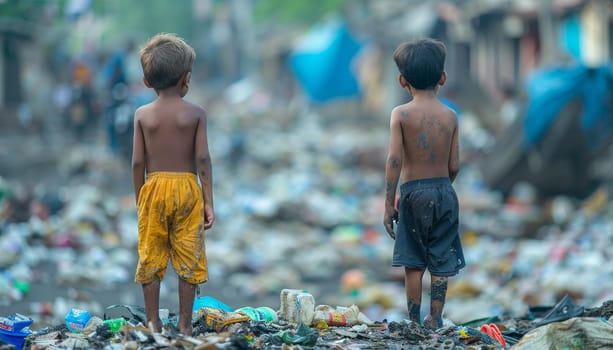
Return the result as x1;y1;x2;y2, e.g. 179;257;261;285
404;268;425;323
426;275;448;329
178;278;197;335
142;278;163;332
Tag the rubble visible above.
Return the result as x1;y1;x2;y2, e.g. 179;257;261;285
2;295;612;349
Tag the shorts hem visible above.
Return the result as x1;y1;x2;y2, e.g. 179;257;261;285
391;263;464;277
428;270;462;277
392;262;426;270
134;276;161;285
179;277;208;285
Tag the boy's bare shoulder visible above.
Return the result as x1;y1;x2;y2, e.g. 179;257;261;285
390;102;429;125
133;102;154;120
182;99;207;117
443;103;459;120
168;99;207;121
391;103;412;120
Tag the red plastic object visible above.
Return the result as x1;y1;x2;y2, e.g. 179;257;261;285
480;323;507;348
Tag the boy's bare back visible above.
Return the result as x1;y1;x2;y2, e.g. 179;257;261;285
391;98;459;183
134;97;206;174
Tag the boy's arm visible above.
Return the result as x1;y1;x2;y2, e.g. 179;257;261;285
195;108;215;229
132;110;146;205
448;115;460;182
384;107;403;239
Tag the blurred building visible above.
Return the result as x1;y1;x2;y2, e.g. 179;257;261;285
0;18;32;125
347;0;612;115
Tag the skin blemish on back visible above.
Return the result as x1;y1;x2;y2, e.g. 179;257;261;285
401;110;409;118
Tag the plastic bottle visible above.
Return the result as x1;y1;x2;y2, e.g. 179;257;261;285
103;318;127;333
312;305;359;327
235;307;257;320
256;307;278;322
236;307;278;322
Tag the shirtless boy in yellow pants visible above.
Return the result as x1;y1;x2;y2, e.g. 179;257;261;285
131;33;214;336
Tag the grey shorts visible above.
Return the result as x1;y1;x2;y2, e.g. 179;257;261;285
392;177;465;277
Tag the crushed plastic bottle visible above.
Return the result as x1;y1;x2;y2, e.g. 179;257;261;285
236;306;278;322
103;317;127;333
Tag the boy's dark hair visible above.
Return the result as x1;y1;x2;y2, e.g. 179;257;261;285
393;38;446;90
139;33;195;90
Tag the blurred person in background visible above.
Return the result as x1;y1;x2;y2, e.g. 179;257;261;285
104;40;142;159
498;81;520;132
383;38;465;329
66;59;97;140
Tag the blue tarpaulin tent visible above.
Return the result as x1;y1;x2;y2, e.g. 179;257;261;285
289;22;363;103
523;64;613;151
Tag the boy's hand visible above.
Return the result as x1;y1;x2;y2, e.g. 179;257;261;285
204;204;215;229
384;208;398;239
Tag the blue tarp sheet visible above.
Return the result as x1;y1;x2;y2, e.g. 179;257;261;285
523;64;613;151
289;22;363;103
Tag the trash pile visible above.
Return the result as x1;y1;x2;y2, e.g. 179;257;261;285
1;291;612;349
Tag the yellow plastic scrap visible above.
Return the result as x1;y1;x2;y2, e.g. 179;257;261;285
198;307;250;332
458;327;469;338
315;320;329;330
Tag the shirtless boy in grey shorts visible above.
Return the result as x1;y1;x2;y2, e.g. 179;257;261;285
383;38;465;329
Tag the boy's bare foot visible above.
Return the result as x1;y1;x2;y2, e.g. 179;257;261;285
423;315;442;330
148;320;163;333
179;325;192;336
